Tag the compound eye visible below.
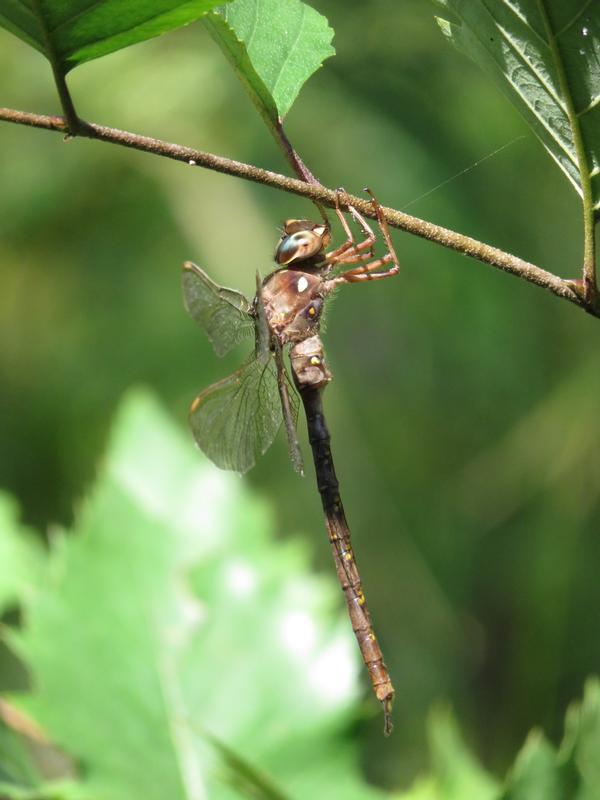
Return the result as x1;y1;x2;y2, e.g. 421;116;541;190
275;231;322;265
283;219;312;234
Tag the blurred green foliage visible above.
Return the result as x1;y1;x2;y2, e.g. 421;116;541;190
1;391;376;799
1;0;600;793
0;392;599;799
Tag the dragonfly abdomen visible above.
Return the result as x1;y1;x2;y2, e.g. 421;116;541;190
292;336;395;736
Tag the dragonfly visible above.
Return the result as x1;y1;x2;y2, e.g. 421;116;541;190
182;191;399;735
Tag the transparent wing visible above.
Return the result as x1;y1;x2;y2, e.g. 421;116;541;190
189;354;282;474
182;261;255;357
274;345;304;475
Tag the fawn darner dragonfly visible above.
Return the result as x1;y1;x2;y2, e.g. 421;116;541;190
182;192;399;735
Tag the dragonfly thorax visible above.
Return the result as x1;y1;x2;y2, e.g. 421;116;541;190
262;269;326;344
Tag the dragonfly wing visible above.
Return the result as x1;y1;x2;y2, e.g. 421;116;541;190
254;270;270;360
273;345;304;475
189;355;282;474
182;262;255;357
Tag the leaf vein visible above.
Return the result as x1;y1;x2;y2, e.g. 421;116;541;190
576;93;600;117
535;0;593;197
57;6;210;62
495;22;565;113
271;2;306;106
6;0;38;24
449;3;577;171
555;0;595;39
48;0;106;36
498;0;547;48
246;0;260;53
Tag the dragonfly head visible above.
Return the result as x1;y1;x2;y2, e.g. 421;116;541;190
275;220;331;266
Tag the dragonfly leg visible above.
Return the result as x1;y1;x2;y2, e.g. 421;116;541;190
325;189;375;264
332;256;399;284
332;188;354;246
329;190;400;284
366;187;400;269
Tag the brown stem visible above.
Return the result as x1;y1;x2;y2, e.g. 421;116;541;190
0;106;595;317
29;0;81;135
50;68;81;135
271;118;329;226
272;117;318;185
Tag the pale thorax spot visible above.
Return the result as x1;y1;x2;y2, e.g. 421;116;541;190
297;276;309;293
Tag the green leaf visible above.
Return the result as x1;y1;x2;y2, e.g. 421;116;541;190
502;731;563;800
397;706;499;800
0;721;40;794
0;0;230;74
559;678;600;799
0;492;41;615
427;706;499;800
205;0;335;121
2;389;383;800
434;1;600;214
500;678;600;800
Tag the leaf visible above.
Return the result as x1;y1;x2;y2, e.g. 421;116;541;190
435;1;600;214
2;389;382;800
0;719;41;795
0;0;230;74
502;731;563;800
426;706;499;800
558;678;600;799
500;678;600;800
205;0;335;121
0;492;41;616
396;706;500;800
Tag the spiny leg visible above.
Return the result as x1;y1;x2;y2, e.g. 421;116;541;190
345;201;376;245
336;255;398;283
325;189;375;264
331;189;400;284
323;189;355;261
366;187;400;269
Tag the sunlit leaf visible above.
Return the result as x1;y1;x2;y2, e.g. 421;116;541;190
0;720;40;796
205;0;335;121
558;678;600;799
426;706;499;799
0;493;41;615
2;390;381;800
398;686;600;800
502;731;563;800
435;1;600;213
0;0;230;74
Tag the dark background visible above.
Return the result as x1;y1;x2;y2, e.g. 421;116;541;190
1;0;599;789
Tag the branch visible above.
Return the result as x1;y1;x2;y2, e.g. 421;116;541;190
0;106;595;317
